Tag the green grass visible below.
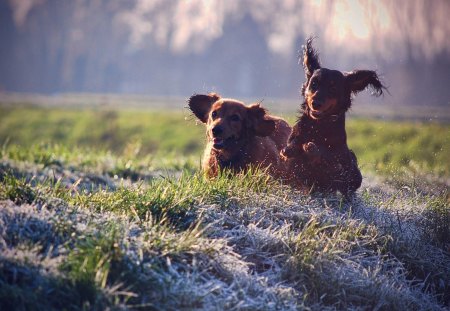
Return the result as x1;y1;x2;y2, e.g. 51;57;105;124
1;106;449;176
347;118;450;176
0;106;204;155
1;104;449;310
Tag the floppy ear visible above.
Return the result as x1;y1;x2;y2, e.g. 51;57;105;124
344;70;385;96
187;93;221;123
247;104;276;137
300;37;321;96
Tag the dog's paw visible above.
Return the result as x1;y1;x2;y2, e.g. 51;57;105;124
280;144;299;160
303;142;319;154
280;148;289;161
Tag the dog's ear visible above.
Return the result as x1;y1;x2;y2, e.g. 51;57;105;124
301;37;321;95
247;104;276;137
188;93;221;123
302;37;321;80
344;70;385;96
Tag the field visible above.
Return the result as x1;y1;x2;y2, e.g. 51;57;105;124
0;98;449;310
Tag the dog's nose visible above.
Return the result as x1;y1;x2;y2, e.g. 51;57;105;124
312;100;322;109
212;126;223;137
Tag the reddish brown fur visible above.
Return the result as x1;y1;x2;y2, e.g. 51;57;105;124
281;38;386;195
188;93;291;178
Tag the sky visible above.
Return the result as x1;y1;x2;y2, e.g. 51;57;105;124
118;0;450;61
1;0;450;106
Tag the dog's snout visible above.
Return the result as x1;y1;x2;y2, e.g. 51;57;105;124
212;125;223;137
312;100;322;109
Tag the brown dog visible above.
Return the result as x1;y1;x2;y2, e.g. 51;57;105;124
188;93;291;178
281;38;386;195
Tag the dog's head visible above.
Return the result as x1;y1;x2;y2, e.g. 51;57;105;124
301;37;386;120
188;93;275;152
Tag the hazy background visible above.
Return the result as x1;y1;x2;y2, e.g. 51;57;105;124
1;0;450;107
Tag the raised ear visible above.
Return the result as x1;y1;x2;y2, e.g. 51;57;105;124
344;70;386;96
247;104;276;137
301;37;321;80
187;93;221;123
300;37;321;96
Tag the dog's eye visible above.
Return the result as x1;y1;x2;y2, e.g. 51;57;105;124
211;111;218;119
310;81;318;91
230;114;240;122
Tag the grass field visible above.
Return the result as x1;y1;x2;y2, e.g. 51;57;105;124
0;101;449;310
1;105;449;175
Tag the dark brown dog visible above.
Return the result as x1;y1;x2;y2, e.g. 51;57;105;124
188;93;291;178
281;38;386;195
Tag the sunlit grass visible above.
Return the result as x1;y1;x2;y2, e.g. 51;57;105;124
347;118;450;176
1;106;448;177
0;106;204;155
